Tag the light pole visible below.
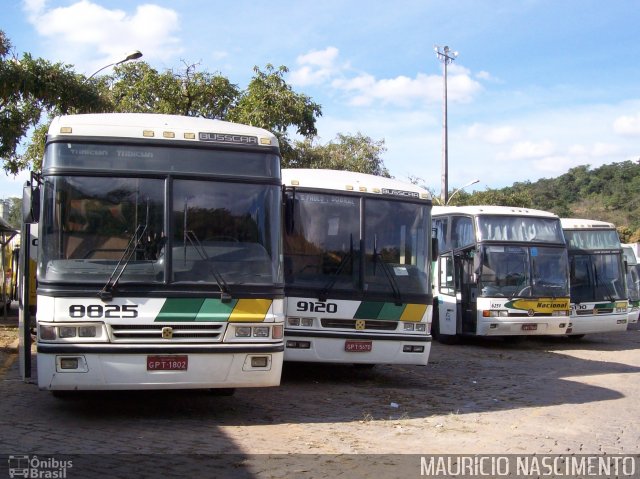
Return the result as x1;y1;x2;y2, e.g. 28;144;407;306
434;45;458;206
85;50;143;81
446;179;479;205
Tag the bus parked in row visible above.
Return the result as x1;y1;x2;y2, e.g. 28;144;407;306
21;113;285;393
561;218;628;337
622;243;640;325
282;169;434;366
431;206;571;343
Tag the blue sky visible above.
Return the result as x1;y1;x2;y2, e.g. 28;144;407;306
2;0;640;200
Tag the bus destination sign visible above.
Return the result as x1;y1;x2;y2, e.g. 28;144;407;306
199;132;259;145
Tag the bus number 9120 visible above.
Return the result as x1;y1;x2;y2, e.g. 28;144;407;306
296;301;338;314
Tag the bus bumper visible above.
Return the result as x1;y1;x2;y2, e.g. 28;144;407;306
36;344;283;390
567;316;629;335
283;332;431;365
476;318;569;336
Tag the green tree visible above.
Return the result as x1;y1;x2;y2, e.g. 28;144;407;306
287;133;390;176
0;30;108;173
228;65;322;162
107;61;239;119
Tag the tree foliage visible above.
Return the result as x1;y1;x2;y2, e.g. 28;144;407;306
0;30;107;173
286;133;390;176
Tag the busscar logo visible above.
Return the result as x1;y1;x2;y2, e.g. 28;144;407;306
381;188;420;198
199;132;258;145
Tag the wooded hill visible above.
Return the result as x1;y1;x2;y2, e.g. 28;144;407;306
454;160;640;242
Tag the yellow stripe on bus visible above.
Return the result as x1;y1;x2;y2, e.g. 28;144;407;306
228;299;272;322
399;303;428;322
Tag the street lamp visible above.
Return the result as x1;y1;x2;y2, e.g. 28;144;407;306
446;179;479;205
434;45;458;206
85;50;143;81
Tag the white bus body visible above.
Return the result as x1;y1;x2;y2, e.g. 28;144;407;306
282;169;433;365
622;243;640;324
561;218;628;336
432;206;571;341
28;113;285;391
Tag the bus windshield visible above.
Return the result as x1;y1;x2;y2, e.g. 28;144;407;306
570;253;626;302
564;229;621;250
479;245;569;298
478;215;565;243
284;192;430;297
40;176;282;286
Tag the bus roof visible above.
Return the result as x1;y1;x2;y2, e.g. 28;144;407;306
47;113;278;147
433;205;558;218
560;218;616;230
281;169;431;200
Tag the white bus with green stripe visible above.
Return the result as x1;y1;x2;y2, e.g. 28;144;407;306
432;206;571;342
282;169;433;365
23;113;285;392
561;218;629;337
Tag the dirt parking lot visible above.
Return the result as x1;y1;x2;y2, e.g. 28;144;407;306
0;315;639;476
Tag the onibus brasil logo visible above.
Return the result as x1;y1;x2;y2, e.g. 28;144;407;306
8;455;72;478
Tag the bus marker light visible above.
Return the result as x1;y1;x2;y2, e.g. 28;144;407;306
59;358;79;370
60;127;72;134
235;327;251;337
251;356;269;368
59;326;77;338
142;130;154;137
163;131;175;138
183;132;195;139
272;325;283;339
39;325;56;340
259;137;272;145
78;326;97;337
253;327;269;338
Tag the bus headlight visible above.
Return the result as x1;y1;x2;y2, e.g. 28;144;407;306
58;326;77;338
415;323;427;332
39;325;57;340
552;310;569;316
235;327;252;337
253;327;269;338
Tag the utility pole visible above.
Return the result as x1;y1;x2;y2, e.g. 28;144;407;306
434;45;458;205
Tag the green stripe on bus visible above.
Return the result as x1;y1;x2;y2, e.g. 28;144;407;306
156;298;205;322
355;301;406;320
195;298;238;321
377;302;406;320
354;301;384;319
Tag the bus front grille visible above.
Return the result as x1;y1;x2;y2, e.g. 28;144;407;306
109;324;224;342
320;318;399;331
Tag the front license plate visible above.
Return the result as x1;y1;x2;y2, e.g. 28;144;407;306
345;340;372;352
147;355;188;371
521;324;538;331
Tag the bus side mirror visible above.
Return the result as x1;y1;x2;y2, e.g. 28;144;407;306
431;237;439;260
22;179;40;224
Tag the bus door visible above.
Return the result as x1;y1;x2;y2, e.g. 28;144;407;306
437;252;461;335
457;248;477;334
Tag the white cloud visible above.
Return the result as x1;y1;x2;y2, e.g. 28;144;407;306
507;140;556;160
613;113;640;136
467;123;521;144
22;0;182;72
289;47;343;86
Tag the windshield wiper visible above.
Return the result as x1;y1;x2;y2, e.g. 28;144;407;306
318;235;354;301
593;263;616;302
99;224;147;301
372;235;402;305
184;230;232;302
